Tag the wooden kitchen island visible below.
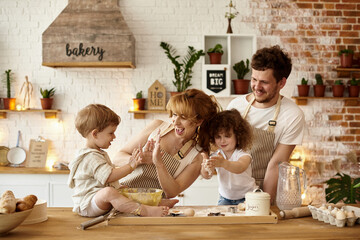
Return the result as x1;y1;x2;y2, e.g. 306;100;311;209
2;206;359;240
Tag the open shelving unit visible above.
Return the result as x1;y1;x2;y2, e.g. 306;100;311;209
0;109;61;119
128;110;167;119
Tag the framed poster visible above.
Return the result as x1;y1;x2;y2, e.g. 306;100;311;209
202;65;230;96
26;139;49;168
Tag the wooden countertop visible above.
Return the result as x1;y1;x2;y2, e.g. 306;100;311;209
3;206;359;240
0;166;69;174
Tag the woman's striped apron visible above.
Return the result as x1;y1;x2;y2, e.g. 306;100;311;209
242;94;281;189
121;124;194;190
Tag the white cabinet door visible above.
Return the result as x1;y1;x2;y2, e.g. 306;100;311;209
180;177;219;206
49;174;73;207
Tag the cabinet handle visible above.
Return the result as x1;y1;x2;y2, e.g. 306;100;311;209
177;193;184;197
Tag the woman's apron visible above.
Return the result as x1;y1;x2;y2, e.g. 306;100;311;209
242;94;281;189
121;124;194;190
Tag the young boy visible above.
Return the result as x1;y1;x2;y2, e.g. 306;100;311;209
67;104;169;217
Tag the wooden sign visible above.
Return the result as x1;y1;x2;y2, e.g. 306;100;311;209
148;80;166;110
206;70;226;93
26;139;49;168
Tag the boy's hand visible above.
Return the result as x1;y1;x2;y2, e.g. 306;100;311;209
208;152;225;168
128;148;141;169
138;139;155;164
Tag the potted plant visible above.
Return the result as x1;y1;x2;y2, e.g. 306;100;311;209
207;44;224;64
232;59;250;94
332;80;344;97
325;173;360;204
133;91;146;111
338;49;354;68
160;41;205;94
225;0;239;34
314;73;326;97
2;69;16;110
348;77;360;97
297;77;310;97
40;87;55;109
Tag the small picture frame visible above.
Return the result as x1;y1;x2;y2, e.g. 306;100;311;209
26;139;49;168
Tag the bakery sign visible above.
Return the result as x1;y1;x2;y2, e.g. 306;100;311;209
148;80;166;110
206;70;226;93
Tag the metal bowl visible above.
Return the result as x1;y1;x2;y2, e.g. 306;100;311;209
119;188;163;206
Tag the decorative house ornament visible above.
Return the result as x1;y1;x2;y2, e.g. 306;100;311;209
42;0;135;68
148;80;166;110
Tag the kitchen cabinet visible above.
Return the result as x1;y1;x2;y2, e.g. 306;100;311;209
177;176;219;206
0;167;72;207
202;34;256;97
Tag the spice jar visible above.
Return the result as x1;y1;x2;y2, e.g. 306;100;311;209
245;189;270;216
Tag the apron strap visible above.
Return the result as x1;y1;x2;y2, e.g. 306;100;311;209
243;94;282;133
159;124;194;161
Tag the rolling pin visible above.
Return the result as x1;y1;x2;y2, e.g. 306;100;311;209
279;207;311;219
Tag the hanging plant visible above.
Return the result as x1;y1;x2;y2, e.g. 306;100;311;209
325;173;360;204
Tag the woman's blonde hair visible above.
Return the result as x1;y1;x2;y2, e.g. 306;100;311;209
75;104;121;137
166;89;221;153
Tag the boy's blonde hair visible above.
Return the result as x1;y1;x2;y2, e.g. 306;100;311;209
75;104;121;137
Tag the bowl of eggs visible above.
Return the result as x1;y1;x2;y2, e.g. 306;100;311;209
119;188;163;206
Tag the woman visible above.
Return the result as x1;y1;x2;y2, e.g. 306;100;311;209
113;89;221;199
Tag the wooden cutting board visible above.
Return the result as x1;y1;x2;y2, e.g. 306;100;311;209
108;205;278;225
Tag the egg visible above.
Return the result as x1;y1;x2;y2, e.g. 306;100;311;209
336;209;346;220
330;207;338;217
184;208;195;217
347;210;355;218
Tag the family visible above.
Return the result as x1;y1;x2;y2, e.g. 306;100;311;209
67;45;305;218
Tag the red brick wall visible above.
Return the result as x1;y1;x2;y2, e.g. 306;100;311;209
241;0;360;184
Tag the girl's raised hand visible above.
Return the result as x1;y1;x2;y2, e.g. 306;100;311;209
208;152;225;168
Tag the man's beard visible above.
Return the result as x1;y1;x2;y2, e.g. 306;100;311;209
253;88;277;104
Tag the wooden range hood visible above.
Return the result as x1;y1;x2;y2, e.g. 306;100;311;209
42;0;135;68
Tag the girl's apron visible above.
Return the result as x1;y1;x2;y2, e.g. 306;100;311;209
242;94;281;189
121;124;194;190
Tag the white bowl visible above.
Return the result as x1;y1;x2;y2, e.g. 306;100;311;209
21;199;48;225
0;209;33;235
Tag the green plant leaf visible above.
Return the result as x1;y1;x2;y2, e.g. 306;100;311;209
325;173;360;204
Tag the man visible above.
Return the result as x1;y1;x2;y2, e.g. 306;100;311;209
227;45;305;203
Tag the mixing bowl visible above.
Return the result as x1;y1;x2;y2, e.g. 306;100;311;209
119;188;163;206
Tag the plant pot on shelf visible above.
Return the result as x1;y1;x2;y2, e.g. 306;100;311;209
208;53;223;64
3;98;16;110
314;85;326;97
348;85;360;97
133;98;146;111
40;98;54;110
339;53;353;68
297;85;310;97
332;85;345;97
232;79;250;94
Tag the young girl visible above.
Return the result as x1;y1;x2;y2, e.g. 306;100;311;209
201;109;257;205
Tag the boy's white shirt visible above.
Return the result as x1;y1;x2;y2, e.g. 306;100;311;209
215;149;257;200
67;148;120;213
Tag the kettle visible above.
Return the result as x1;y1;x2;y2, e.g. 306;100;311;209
276;162;306;210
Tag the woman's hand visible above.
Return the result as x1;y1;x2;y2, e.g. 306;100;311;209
201;152;213;177
152;130;164;166
138;139;155;165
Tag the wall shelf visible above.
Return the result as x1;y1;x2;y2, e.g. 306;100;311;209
335;67;360;78
0;109;61;119
292;96;360;105
128;110;168;119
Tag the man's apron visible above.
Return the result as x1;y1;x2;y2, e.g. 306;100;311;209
242;94;281;189
121;125;194;190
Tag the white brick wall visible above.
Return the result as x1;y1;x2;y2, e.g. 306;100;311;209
0;0;298;163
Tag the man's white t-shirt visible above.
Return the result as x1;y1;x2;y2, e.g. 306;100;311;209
215;149;257;200
227;94;305;148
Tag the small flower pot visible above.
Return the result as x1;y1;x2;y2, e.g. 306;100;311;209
348;85;360;97
314;85;326;97
332;85;345;97
297;85;310;97
208;52;223;64
133;98;146;111
232;79;250;94
339;53;353;68
40;98;54;110
3;98;16;110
